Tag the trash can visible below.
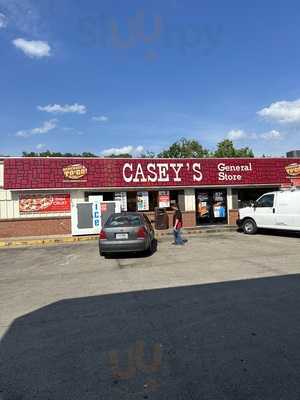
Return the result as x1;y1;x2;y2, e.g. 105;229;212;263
155;207;169;230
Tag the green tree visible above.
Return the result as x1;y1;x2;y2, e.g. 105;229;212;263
140;151;156;158
105;153;133;158
158;138;209;158
213;140;254;158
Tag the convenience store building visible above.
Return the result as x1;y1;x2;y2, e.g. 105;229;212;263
0;156;299;237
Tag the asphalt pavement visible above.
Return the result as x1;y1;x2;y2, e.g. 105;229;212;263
0;231;300;399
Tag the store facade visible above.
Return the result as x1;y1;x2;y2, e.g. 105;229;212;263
0;156;299;237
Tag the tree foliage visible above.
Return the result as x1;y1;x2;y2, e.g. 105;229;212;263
158;138;209;158
105;153;133;158
140;151;156;158
213;140;254;158
21;139;255;159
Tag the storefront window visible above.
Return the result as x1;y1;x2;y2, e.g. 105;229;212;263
127;191;158;212
232;187;279;209
195;189;227;225
127;191;137;212
84;192;114;202
84;189;184;213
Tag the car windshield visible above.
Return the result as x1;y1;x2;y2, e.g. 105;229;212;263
105;214;141;227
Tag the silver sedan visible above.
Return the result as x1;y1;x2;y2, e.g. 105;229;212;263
99;212;156;257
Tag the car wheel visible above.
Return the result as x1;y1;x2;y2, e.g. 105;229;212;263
145;240;155;256
242;219;257;235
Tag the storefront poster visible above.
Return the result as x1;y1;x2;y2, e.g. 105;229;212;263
137;192;149;211
19;193;70;213
213;205;226;218
114;192;127;211
159;191;170;208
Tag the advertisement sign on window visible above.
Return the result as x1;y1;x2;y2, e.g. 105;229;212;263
159;190;170;208
114;192;127;211
19;193;71;213
137;192;149;211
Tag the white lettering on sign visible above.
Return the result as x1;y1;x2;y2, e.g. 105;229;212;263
170;163;184;182
157;163;169;182
217;162;252;181
123;163;133;183
192;163;203;182
147;163;157;182
122;162;203;184
133;164;147;183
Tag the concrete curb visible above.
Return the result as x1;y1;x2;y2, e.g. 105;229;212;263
0;227;237;249
0;235;99;249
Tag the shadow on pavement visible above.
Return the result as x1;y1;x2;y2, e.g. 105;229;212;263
1;274;300;399
257;229;300;238
237;228;300;238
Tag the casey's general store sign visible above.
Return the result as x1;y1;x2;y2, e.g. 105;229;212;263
122;161;253;183
3;157;300;190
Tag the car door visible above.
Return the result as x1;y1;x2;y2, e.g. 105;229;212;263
254;193;276;228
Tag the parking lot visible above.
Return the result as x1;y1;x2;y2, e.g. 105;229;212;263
1;231;300;399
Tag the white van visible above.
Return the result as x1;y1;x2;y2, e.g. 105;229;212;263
237;188;300;234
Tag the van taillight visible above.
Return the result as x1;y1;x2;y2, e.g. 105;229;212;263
99;230;107;240
137;226;146;239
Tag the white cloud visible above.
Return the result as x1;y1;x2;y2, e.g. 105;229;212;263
227;129;248;140
0;13;7;28
227;128;284;141
257;99;300;123
36;143;46;149
16;119;57;138
92;115;109;122
260;130;284;140
38;103;87;114
102;145;144;156
13;38;51;58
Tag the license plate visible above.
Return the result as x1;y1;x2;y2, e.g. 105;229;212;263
116;233;128;240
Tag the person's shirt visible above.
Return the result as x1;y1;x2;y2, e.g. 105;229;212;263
173;209;183;229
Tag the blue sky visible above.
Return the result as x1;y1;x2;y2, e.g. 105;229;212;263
0;0;300;156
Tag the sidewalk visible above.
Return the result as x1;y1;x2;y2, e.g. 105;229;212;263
0;225;237;249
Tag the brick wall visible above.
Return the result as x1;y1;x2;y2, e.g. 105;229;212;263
0;212;197;238
144;211;196;229
0;217;71;238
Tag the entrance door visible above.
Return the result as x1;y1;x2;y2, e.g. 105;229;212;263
196;189;227;225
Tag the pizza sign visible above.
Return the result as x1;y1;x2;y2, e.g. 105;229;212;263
63;164;87;180
285;163;300;177
19;194;71;213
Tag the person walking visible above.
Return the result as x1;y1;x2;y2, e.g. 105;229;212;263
172;203;184;245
